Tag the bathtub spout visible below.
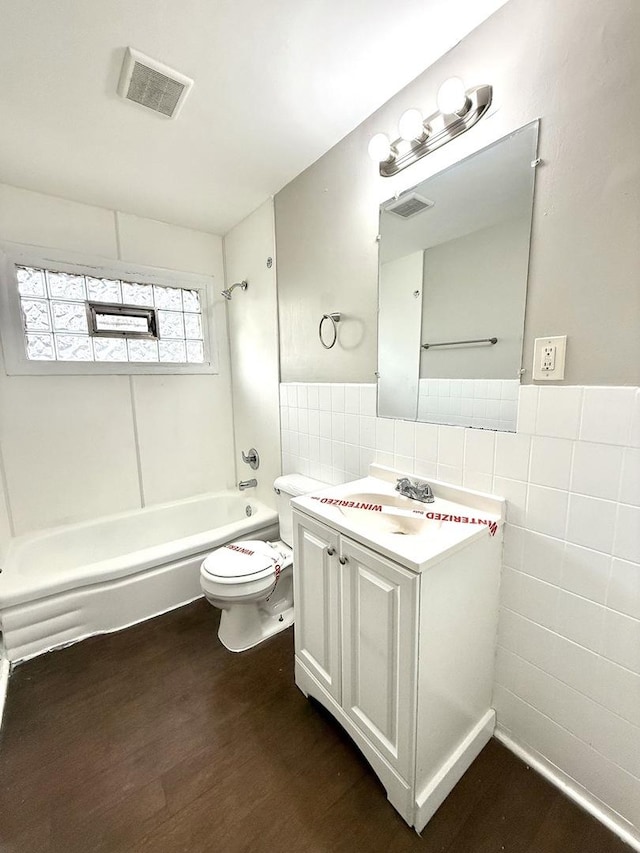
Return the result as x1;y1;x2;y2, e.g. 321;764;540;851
238;479;257;490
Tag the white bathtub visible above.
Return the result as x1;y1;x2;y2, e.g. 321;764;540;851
0;491;278;662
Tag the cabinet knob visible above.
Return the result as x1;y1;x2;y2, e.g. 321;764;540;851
338;556;348;565
327;547;336;556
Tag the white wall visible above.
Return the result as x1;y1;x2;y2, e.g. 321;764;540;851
0;183;236;556
421;218;529;380
275;0;640;386
280;380;640;842
223;200;281;508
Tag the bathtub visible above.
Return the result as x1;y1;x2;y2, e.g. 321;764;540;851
0;491;278;663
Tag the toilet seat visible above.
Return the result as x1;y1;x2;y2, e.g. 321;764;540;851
201;540;290;585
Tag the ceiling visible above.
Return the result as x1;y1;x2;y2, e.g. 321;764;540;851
0;0;508;236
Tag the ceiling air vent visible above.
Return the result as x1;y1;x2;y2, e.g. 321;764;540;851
117;48;193;119
385;193;435;219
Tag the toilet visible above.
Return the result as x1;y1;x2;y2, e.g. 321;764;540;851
200;474;328;652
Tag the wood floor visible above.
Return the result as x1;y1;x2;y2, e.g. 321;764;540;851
0;600;629;853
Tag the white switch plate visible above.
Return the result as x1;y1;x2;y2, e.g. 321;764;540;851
533;335;567;380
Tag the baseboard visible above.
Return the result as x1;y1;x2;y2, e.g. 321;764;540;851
495;727;640;852
0;654;10;733
414;709;495;833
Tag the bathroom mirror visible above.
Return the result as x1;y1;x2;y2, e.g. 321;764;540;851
377;121;539;431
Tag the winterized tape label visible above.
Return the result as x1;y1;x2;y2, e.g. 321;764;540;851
309;495;498;536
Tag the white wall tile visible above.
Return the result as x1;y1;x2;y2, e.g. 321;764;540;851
597;658;640;727
493;477;527;526
331;384;345;412
375;418;394;452
536;387;583;439
462;470;493;492
571;441;624;501
414;459;437;479
438;425;464;467
464;428;495;474
394;420;415;458
607;558;640;621
502;524;525;570
614;504;640;564
630;390;640;448
550;634;600;699
517;385;538;434
562;543;611;604
495;432;531;481
359;416;376;449
344;413;359;445
529;436;573;489
344;384;360;414
566;494;618;554
580;387;635;446
521;530;564;584
501;569;558;629
619;448;640;506
318;411;331;439
555;590;604;654
526;485;569;539
331;412;345;442
436;463;462;485
307;384;319;410
602;610;640;674
360;385;377;416
498;608;556;671
415;422;438;462
318;384;332;411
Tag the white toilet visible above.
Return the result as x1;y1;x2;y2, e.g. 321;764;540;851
200;474;328;652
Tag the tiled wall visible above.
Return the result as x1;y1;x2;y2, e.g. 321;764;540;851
280;381;640;838
418;378;519;431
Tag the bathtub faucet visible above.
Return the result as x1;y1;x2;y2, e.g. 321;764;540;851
238;479;257;491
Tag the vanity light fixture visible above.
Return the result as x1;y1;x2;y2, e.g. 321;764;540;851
368;77;492;177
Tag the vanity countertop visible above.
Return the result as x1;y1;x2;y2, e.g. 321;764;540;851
291;464;505;574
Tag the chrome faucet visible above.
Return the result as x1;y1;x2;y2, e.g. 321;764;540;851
239;479;257;491
395;477;435;503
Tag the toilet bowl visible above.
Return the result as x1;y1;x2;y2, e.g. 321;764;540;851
200;474;328;652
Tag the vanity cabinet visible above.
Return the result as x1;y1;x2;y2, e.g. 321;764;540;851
293;512;417;780
291;504;501;832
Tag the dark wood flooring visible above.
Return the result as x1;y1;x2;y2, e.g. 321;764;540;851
0;599;630;853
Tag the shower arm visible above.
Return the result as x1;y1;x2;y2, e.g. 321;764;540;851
221;280;248;300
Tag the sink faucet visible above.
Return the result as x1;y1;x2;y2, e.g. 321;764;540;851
395;477;435;503
239;479;257;491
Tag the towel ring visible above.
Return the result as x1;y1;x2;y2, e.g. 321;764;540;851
319;312;341;349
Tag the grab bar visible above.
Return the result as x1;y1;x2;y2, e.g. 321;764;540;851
421;336;497;350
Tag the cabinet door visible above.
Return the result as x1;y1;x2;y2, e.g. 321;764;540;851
292;511;342;702
340;537;418;777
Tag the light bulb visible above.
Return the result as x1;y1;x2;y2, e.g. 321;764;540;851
398;108;425;141
368;132;392;163
436;77;469;115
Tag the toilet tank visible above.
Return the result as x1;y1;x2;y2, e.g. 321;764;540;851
273;474;329;546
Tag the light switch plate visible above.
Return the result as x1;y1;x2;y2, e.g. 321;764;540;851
533;335;567;380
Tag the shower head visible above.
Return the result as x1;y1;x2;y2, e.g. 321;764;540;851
221;280;248;300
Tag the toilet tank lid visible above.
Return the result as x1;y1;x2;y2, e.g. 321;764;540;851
274;474;329;498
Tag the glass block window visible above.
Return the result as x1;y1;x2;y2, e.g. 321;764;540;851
15;265;205;365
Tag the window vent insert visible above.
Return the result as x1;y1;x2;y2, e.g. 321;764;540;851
117;48;193;119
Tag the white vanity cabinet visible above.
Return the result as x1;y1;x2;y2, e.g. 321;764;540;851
291;486;502;833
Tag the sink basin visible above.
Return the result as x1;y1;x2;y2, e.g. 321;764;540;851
337;492;442;536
